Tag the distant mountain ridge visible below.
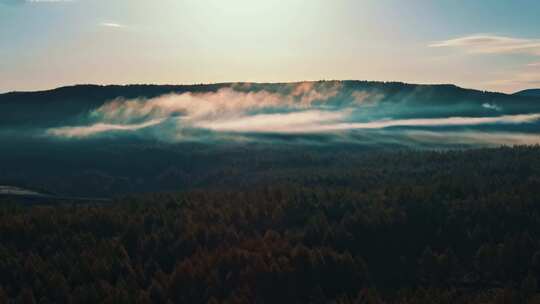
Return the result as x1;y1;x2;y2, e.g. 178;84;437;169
1;81;540;129
0;80;512;101
0;81;529;105
515;89;540;97
1;82;540;197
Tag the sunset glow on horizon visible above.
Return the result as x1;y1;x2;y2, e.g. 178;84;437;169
1;0;540;93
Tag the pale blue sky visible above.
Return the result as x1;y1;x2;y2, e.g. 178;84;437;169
1;0;540;93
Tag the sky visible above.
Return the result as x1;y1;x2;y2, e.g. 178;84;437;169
1;0;540;93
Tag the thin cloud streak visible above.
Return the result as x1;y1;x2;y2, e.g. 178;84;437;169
197;112;540;134
307;113;540;133
99;22;126;29
430;34;540;56
195;110;349;133
48;118;164;138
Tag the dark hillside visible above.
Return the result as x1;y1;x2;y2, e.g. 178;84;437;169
2;81;539;128
1;146;540;303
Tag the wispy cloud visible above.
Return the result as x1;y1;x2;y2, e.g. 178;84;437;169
48;118;164;138
196;110;349;133
201;112;540;134
48;84;352;139
482;103;501;111
45;84;540;142
99;22;126;29
92;84;346;125
330;113;540;131
430;34;540;56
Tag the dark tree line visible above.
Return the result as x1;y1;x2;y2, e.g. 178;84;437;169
1;146;540;303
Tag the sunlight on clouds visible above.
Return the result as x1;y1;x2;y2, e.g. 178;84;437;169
200;113;540;134
48;83;354;138
47;84;540;139
45;82;540;140
195;110;349;133
2;2;540;93
92;84;345;124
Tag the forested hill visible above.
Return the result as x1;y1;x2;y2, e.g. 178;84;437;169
1;81;539;128
516;89;540;98
0;81;535;108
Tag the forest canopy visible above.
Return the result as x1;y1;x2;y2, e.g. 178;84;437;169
1;146;540;303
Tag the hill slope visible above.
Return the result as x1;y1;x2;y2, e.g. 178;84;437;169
515;88;540;97
1;81;540;197
2;81;540;129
